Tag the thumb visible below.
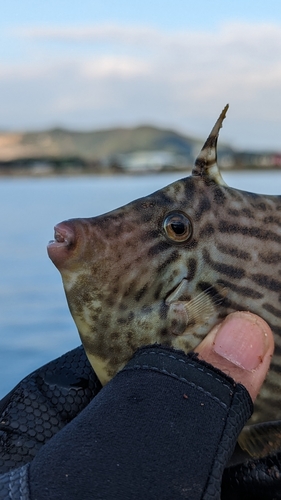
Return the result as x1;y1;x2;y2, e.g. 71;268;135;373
194;311;274;401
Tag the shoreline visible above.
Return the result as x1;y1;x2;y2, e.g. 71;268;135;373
1;166;281;179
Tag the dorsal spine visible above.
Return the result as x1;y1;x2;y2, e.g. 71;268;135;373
192;104;229;186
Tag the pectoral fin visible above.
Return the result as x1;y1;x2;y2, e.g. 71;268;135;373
165;280;226;336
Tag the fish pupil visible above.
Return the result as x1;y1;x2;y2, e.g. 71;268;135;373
171;222;185;235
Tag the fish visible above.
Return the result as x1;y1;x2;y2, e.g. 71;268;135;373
47;105;281;460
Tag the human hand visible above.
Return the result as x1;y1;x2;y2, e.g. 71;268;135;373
195;310;274;402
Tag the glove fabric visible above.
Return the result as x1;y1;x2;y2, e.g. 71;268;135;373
0;344;262;499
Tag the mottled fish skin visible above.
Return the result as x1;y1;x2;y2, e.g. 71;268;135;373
48;106;281;457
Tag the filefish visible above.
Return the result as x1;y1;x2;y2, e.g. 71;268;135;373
47;106;281;460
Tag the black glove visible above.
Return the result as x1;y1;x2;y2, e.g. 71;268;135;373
0;344;255;500
0;345;101;473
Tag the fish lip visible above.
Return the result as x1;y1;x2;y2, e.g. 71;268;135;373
47;224;75;249
47;221;77;268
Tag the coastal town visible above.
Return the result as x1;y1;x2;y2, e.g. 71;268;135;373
0;124;281;176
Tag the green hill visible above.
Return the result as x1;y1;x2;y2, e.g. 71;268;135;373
0;124;231;163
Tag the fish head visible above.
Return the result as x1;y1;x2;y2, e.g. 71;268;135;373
47;175;224;384
47;106;230;384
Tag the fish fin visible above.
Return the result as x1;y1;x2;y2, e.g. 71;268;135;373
166;289;216;336
165;281;214;336
166;283;227;336
166;280;227;306
238;421;281;458
184;285;226;326
192;105;229;186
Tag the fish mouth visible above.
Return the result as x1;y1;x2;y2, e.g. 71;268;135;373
47;222;76;269
49;224;75;247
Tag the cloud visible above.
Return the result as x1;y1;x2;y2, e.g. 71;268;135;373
14;21;281;55
2;22;281;149
15;24;166;46
81;57;150;79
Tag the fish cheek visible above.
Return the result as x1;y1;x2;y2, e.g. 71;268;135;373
64;274;97;314
82;318;153;379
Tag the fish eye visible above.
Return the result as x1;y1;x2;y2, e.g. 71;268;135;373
163;212;192;243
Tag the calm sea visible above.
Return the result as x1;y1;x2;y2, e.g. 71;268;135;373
0;171;280;398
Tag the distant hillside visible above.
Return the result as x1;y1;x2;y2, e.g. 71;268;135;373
1;124;280;174
0;125;231;162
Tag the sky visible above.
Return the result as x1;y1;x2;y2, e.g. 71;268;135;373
1;0;281;150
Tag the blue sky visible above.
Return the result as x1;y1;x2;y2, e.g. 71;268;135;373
2;0;281;31
1;1;281;149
